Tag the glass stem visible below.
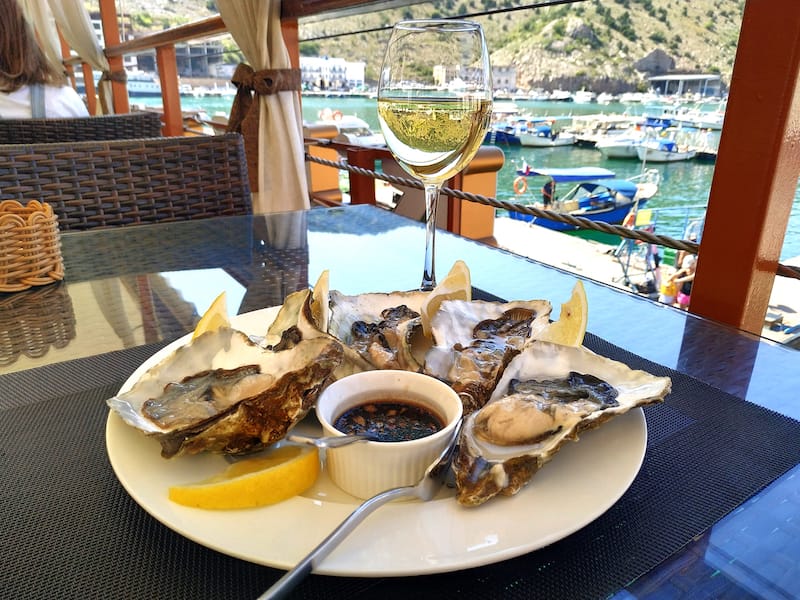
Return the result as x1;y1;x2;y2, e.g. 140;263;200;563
421;183;440;291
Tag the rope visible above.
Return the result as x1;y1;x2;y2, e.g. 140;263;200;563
305;151;800;282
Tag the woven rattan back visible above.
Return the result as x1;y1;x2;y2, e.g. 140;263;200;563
0;134;252;230
0;112;163;143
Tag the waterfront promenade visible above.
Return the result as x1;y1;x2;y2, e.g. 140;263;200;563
490;216;800;347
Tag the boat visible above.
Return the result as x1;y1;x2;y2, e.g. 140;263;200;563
572;89;597;104
314;111;385;147
484;121;523;145
649;101;726;131
569;114;643;147
548;89;573;102
519;122;576;147
75;68;163;98
636;139;696;162
594;127;647;158
596;92;617;105
509;165;661;232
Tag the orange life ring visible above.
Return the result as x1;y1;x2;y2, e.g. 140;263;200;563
332;110;343;121
513;176;528;195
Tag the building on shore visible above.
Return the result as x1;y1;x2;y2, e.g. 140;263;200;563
648;73;724;98
300;56;366;91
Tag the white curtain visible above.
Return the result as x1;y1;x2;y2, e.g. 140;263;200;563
216;0;309;213
47;0;115;114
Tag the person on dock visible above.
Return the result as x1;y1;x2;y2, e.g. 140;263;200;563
542;179;555;208
670;253;697;310
0;0;88;119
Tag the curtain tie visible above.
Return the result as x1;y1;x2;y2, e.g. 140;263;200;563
226;64;301;191
96;70;128;114
98;69;128;84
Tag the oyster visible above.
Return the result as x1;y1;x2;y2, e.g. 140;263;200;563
453;341;671;506
107;326;343;458
424;299;552;413
327;289;430;372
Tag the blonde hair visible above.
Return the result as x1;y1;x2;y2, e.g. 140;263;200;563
0;0;66;92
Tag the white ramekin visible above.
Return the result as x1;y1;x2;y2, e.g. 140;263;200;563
315;370;463;499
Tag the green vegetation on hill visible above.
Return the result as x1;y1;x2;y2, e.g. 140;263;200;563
87;0;745;91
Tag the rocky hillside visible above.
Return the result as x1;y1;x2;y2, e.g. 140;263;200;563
86;0;745;92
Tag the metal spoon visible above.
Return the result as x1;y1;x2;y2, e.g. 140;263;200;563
285;432;378;449
257;420;463;600
224;433;374;463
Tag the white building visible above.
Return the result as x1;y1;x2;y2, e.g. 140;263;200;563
300;56;366;91
492;66;517;93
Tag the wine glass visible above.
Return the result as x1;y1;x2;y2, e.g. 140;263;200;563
377;20;493;290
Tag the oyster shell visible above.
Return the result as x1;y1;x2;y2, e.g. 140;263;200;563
107;326;343;458
424;299;552;413
453;341;671;506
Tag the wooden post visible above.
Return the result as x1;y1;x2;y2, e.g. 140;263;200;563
98;0;129;114
82;63;98;115
689;0;800;334
156;45;182;136
282;18;300;69
346;147;377;205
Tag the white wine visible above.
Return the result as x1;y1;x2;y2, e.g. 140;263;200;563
377;97;492;184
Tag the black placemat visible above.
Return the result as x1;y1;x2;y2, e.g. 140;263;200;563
2;333;800;599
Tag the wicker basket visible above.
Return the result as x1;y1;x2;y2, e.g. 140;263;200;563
0;200;64;293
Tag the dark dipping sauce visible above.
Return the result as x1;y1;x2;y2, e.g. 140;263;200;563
334;399;445;442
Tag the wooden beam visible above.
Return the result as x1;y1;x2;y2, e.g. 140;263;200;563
98;0;129;114
103;16;226;57
689;0;800;334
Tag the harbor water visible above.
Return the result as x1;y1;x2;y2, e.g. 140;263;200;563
173;94;800;261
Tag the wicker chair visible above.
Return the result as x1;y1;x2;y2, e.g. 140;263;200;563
0;112;163;143
0;133;252;230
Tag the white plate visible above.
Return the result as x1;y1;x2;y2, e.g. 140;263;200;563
106;307;647;577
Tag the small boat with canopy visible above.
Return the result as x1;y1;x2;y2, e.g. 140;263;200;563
510;165;660;232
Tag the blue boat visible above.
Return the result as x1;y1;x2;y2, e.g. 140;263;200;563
509;165;661;232
484;116;553;146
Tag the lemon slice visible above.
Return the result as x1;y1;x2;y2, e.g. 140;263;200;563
538;280;588;346
311;269;330;332
168;445;320;509
420;260;472;338
192;291;230;340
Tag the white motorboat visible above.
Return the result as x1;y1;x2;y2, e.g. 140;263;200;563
595;127;646;158
636;139;696;162
520;131;577;147
321;113;385;148
519;121;576;147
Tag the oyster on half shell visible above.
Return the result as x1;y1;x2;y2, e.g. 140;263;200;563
327;289;430;372
424;299;552;414
107;326;343;458
453;341;671;506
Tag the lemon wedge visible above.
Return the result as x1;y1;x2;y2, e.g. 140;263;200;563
538;280;588;346
192;291;229;339
420;260;472;338
311;269;330;332
168;445;320;509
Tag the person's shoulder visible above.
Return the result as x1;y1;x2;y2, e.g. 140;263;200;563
44;85;90;118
